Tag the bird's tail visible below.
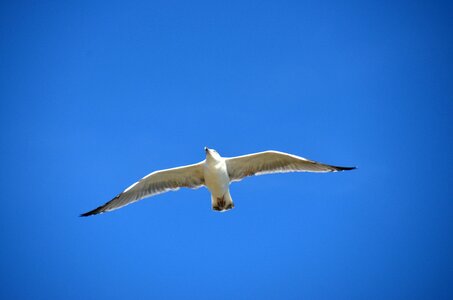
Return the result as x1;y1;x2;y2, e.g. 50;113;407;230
212;191;234;212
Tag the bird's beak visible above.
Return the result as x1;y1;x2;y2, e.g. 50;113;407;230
204;146;209;153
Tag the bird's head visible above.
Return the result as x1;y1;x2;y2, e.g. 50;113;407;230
204;147;221;161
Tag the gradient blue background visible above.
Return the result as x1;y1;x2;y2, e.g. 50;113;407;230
1;0;452;299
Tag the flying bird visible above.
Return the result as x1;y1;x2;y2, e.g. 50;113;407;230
81;148;355;216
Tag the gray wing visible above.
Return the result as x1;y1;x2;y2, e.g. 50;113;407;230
81;162;205;216
225;151;355;182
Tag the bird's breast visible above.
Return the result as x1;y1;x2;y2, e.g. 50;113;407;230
203;161;229;197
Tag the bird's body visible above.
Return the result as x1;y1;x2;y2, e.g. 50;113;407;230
81;148;355;216
203;150;234;211
203;152;229;198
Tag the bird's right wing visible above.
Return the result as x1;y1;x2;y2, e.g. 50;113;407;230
81;161;205;216
225;150;355;182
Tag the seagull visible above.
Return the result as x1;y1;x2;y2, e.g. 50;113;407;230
80;148;355;216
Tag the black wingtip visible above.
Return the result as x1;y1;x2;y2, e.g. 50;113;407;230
79;194;121;217
333;166;357;171
79;207;103;217
79;210;96;217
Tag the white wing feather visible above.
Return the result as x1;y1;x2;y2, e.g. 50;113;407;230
225;151;355;182
81;162;205;216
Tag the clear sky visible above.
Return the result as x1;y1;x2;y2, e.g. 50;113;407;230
1;0;452;299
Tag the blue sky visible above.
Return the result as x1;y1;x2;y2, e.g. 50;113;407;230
1;0;452;299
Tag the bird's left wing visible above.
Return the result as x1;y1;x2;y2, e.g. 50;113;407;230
80;162;205;216
226;150;355;182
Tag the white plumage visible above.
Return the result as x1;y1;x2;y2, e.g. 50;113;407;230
81;147;355;216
